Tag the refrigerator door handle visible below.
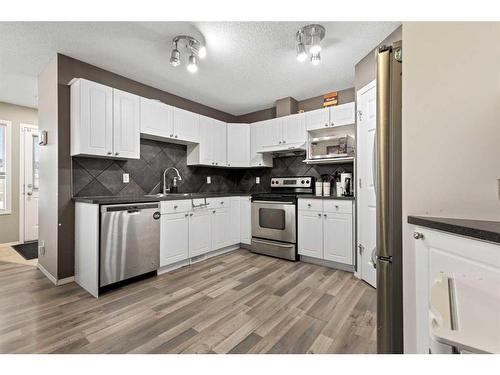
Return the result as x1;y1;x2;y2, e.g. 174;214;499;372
371;247;377;269
372;129;377;196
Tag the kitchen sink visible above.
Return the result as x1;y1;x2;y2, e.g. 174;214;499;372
144;193;192;198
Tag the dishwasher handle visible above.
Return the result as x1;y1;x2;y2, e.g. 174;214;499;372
101;202;159;213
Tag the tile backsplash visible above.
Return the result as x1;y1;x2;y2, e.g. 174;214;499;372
72;139;353;197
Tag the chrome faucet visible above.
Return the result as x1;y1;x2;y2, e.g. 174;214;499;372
163;167;183;194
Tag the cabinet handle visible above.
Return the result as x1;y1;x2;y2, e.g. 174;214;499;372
307;203;311;207
175;135;178;138
323;214;327;217
190;213;193;217
185;213;189;217
115;152;119;156
331;122;335;127
220;201;224;205
413;232;424;240
174;205;178;209
170;134;174;137
279;141;282;144
335;205;339;209
228;163;230;166
318;213;321;217
282;140;286;144
212;210;216;214
107;152;112;155
216;162;218;165
259;163;262;166
325;123;328;127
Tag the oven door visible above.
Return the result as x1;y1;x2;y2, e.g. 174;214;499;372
251;200;296;243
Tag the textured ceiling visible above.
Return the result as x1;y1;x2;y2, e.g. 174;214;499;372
0;22;399;115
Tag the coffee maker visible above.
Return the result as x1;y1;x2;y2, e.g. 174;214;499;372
340;172;353;196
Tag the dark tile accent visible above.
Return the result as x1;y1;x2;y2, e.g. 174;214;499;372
72;139;354;197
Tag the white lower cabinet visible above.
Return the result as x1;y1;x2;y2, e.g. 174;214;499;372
230;197;241;245
240;196;252;245
160;212;189;267
211;207;231;250
298;199;354;266
189;209;211;257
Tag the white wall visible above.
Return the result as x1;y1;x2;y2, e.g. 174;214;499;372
402;22;500;352
37;56;58;279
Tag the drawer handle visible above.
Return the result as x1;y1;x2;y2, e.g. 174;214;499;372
307;203;311;207
190;213;193;217
324;214;327;218
335;205;339;209
318;213;321;217
174;205;178;209
213;210;216;214
220;201;224;205
185;213;189;217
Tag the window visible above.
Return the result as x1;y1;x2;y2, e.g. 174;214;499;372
0;120;12;214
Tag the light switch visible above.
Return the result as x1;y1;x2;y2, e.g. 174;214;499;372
207;176;211;184
256;177;260;184
123;173;130;183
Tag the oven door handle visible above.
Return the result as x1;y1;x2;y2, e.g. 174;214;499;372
252;238;295;248
252;200;295;205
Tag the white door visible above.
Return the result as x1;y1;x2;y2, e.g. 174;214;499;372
250;122;271;167
240;196;252;245
173;107;199;143
227;124;250;167
357;81;377;287
198;115;214;165
261;118;282;147
282;113;306;145
23;127;39;242
140;98;173;139
330;102;356;127
298;210;323;259
160;212;189;267
212;119;227;166
113;88;140;159
189;209;211;257
305;107;329;130
323;212;353;265
211;207;230;250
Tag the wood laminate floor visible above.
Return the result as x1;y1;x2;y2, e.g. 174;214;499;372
0;249;376;354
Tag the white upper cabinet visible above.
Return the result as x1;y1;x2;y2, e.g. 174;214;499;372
113;88;141;159
187;115;226;166
140;98;173;139
227;123;250;167
71;78;113;157
250;122;273;167
281;112;306;145
305;107;330;131
71;79;140;159
173;107;199;143
260;118;283;148
305;102;355;130
330;102;356;127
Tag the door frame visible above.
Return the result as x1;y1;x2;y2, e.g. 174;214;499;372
355;79;377;283
18;123;38;244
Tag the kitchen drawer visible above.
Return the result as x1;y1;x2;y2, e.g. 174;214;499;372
323;200;352;214
207;197;230;209
160;199;192;214
298;199;323;211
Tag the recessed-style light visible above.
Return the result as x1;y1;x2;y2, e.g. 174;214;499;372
311;52;321;66
187;54;198;73
296;43;307;62
295;24;326;65
170;35;206;72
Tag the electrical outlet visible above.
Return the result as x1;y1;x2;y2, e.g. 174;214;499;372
122;173;130;183
207;176;211;184
256;177;260;184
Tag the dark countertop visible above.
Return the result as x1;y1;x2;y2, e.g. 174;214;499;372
298;195;355;201
73;192;252;205
408;215;500;244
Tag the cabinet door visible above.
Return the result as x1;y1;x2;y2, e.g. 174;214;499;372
330;102;355;127
282;112;306;145
305;107;330;131
173;107;199;143
212;119;227;166
189;209;211;257
211;208;230;250
140;98;174;139
160;212;189;267
261;118;282;148
227;123;250;167
323;212;353;265
240;196;252;245
229;197;241;245
113;89;140;159
298;210;323;259
250;122;273;167
197;115;214;165
71;79;113;157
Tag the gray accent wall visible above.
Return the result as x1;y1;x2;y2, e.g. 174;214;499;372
73;139;353;197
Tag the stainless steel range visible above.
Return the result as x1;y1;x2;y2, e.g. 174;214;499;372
251;176;314;261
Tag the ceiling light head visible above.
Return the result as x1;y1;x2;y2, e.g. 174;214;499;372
309;34;322;54
296;43;307;62
187;54;198;73
311;52;321;66
198;45;207;59
170;47;181;67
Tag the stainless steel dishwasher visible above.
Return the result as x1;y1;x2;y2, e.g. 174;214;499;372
100;202;161;287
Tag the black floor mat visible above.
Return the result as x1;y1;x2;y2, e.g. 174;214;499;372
12;241;38;260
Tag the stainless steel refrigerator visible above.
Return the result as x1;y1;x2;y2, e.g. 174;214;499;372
376;41;403;354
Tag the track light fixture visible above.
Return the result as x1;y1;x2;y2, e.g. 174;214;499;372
295;24;326;65
169;35;206;73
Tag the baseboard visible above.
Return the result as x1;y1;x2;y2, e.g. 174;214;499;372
0;241;21;248
300;255;355;273
37;263;57;285
57;276;75;285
